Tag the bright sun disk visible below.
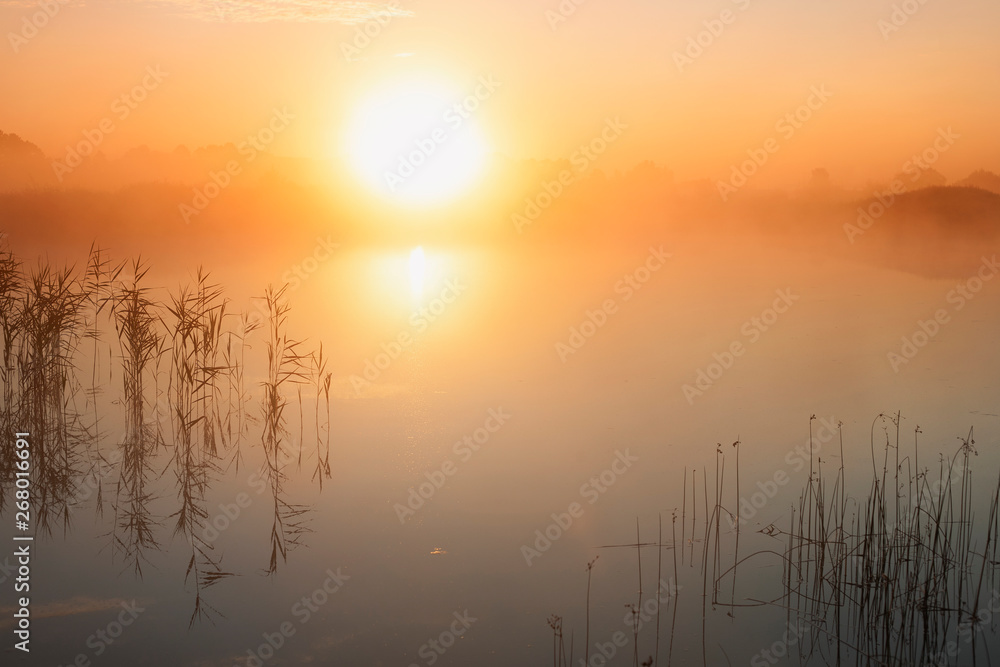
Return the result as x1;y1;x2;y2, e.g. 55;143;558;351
345;79;490;205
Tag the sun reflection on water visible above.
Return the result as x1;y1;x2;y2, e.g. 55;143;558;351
409;246;426;301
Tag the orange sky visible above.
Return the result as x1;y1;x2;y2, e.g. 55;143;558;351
1;0;998;188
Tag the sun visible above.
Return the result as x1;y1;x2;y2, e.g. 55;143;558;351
344;78;490;206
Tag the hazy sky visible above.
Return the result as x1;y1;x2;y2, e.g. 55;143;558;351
1;0;998;187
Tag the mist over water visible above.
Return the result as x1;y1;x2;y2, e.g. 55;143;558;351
1;178;998;664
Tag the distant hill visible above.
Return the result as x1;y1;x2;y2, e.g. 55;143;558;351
889;167;948;192
0;131;51;190
0;131;43;157
878;186;1000;233
0;129;331;193
954;169;1000;195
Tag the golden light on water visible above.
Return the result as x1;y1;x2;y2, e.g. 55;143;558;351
408;246;426;300
344;246;458;320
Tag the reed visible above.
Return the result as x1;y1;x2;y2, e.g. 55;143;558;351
15;261;90;534
0;240;333;625
715;416;1000;665
109;259;165;576
221;312;260;471
0;239;22;511
165;270;235;624
547;615;568;667
81;245;123;518
258;284;310;575
548;414;1000;666
309;344;333;488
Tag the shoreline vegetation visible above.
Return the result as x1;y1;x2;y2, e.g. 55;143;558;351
0;239;333;625
547;415;1000;667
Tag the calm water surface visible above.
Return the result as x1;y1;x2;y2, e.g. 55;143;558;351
4;228;1000;666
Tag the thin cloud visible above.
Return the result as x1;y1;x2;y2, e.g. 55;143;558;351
0;0;84;6
0;0;412;23
148;0;413;23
